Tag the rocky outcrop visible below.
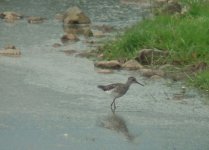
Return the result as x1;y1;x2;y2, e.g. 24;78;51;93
94;60;121;69
0;11;23;22
0;45;21;56
135;48;168;65
122;59;143;70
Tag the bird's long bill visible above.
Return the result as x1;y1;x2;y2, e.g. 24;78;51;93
136;81;144;86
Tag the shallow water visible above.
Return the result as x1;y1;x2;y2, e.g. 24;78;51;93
0;0;209;150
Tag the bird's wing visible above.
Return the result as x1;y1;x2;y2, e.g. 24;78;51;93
97;83;119;91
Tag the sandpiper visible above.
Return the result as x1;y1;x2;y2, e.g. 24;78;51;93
98;77;144;110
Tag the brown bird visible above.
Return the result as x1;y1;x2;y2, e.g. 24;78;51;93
98;77;144;111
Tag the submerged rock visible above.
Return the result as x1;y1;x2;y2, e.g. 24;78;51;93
27;16;46;24
54;13;65;21
52;43;62;48
61;50;77;55
61;34;79;43
94;60;121;69
82;27;93;37
0;45;21;56
63;24;93;37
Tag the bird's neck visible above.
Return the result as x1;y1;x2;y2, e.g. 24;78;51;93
125;80;132;87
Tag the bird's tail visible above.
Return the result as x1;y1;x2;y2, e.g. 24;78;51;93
97;85;106;91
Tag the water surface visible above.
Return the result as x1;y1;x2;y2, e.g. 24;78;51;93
0;0;209;150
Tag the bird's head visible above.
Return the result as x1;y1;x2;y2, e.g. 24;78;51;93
128;77;144;86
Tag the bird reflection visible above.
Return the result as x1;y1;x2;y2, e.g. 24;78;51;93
99;110;134;141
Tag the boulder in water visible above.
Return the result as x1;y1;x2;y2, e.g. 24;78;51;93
63;6;91;25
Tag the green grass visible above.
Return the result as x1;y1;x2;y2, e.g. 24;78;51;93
189;71;209;91
102;0;209;91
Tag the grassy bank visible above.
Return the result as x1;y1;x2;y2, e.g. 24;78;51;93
102;0;209;92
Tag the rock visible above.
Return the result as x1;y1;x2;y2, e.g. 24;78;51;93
154;0;169;6
135;48;168;65
75;52;97;58
0;45;21;56
61;50;77;55
93;31;105;38
140;68;165;78
63;24;93;37
63;6;91;25
94;60;121;69
162;1;182;14
61;34;79;43
190;62;208;73
82;27;93;37
27;16;46;24
63;24;81;34
150;75;162;80
160;64;181;74
120;0;150;7
159;64;176;70
122;59;143;70
62;7;92;37
54;13;64;21
0;11;23;22
169;72;186;81
97;53;104;59
52;43;62;48
94;24;115;32
154;0;176;7
4;45;16;49
97;69;114;74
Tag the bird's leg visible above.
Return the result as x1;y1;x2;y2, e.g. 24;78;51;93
111;98;117;110
113;101;116;110
111;107;115;114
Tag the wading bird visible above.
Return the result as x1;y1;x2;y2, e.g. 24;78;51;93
98;77;144;111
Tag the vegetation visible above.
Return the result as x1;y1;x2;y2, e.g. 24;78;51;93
102;0;209;92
